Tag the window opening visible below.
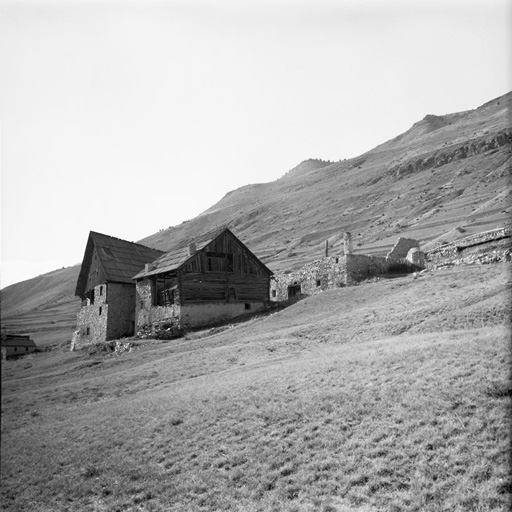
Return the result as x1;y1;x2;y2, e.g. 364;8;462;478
272;290;277;298
316;279;321;287
206;252;234;273
244;303;251;310
99;306;102;316
154;277;176;307
288;284;301;298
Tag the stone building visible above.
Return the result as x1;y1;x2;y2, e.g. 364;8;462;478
133;228;273;331
1;334;37;359
270;234;424;301
74;232;165;348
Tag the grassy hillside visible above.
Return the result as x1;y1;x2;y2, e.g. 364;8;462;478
139;92;511;270
0;266;81;345
1;92;510;344
1;263;511;511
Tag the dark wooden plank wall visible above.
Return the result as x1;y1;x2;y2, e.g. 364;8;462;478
180;232;270;303
84;248;106;297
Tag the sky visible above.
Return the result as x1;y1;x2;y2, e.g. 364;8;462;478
1;0;510;289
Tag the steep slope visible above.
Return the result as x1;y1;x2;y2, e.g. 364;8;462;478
1;265;81;345
2;92;511;343
140;91;511;270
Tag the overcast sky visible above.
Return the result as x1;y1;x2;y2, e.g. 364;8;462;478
1;0;510;289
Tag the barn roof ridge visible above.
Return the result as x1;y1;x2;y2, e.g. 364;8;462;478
133;226;272;279
75;231;166;297
89;231;166;252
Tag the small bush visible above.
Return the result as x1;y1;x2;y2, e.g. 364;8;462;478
81;465;101;478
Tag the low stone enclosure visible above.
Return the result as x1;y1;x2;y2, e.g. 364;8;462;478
425;226;511;268
271;234;424;301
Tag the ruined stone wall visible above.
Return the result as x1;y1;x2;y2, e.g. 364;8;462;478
427;226;511;264
75;283;108;348
271;251;422;301
345;254;390;284
106;283;136;340
386;237;420;260
270;256;347;301
346;254;421;284
135;279;181;330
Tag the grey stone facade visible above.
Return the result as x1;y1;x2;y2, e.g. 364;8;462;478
271;246;423;301
270;255;348;301
386;237;420;260
135;278;267;331
75;282;136;349
135;278;181;329
75;283;108;347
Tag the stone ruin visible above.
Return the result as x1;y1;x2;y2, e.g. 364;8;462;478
386;237;420;260
270;232;425;301
425;226;511;269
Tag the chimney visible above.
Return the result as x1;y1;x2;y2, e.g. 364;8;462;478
325;240;329;258
343;232;353;255
188;242;197;256
145;263;153;273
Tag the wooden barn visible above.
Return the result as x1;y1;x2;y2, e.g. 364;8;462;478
133;228;273;331
1;334;37;359
74;232;165;347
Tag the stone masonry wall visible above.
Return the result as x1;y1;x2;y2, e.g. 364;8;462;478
426;226;511;263
386;237;420;260
271;255;347;301
75;283;109;348
271;251;422;301
135;279;181;330
345;254;391;285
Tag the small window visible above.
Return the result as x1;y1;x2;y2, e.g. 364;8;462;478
335;257;339;264
272;290;277;298
14;347;17;352
316;279;321;287
26;347;28;352
99;306;102;316
99;286;103;296
154;277;176;307
244;303;251;310
86;327;90;336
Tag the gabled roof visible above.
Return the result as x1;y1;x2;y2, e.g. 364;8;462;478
1;334;37;348
75;232;165;296
133;227;273;279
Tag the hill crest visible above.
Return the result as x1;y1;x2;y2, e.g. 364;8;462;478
2;91;511;343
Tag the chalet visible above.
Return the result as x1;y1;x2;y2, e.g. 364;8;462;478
1;334;37;359
133;228;273;331
74;232;165;347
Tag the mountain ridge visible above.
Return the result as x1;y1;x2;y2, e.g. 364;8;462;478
2;91;511;343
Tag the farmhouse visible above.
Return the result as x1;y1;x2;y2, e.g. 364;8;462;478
74;232;165;347
1;334;37;359
133;228;273;331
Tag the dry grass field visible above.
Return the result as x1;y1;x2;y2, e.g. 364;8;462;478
1;263;511;511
